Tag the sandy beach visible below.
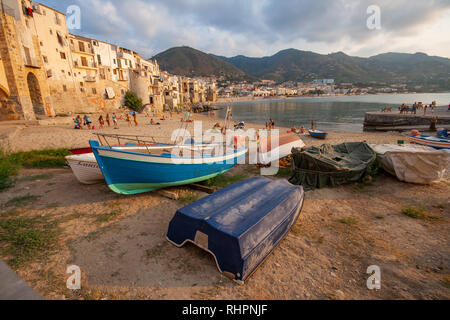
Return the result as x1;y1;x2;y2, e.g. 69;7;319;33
0;113;448;300
0;112;411;153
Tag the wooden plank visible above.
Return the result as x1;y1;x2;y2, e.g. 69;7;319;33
189;183;217;194
155;189;179;200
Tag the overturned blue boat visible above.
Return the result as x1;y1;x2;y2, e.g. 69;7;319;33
166;177;305;283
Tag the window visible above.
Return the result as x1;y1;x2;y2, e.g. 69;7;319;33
81;56;88;67
97;54;102;65
49;29;53;35
63;85;67;92
80;82;84;87
40;41;43;46
68;72;71;76
92;88;97;94
113;59;116;64
55;13;61;25
60;52;66;59
43;56;48;63
23;46;32;65
61;70;64;74
78;41;85;52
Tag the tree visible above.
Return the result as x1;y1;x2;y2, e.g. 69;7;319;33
124;91;142;111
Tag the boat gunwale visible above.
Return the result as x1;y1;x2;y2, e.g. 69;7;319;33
92;142;249;161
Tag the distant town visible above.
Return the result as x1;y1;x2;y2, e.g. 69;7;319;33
216;78;433;100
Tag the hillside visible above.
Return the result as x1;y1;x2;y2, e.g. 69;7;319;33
216;49;450;88
151;46;251;81
152;46;450;89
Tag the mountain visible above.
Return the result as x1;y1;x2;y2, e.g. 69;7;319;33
216;49;450;86
152;46;450;89
151;46;252;81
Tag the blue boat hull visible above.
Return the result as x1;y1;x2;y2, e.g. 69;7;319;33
309;130;328;139
90;141;247;194
167;177;305;283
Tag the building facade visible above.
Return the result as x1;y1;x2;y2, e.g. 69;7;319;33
0;0;217;121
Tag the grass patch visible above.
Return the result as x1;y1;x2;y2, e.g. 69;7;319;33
96;209;122;223
0;148;20;191
401;206;442;221
436;202;446;209
5;195;40;208
338;217;358;226
0;148;69;191
8;149;71;168
178;193;198;205
275;168;292;178
0;216;60;268
202;174;248;189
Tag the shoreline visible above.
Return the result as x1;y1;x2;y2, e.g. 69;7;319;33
216;92;450;105
0;112;407;153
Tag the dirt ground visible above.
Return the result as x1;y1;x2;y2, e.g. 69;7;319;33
0;162;448;300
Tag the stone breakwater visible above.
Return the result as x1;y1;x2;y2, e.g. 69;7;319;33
364;108;450;132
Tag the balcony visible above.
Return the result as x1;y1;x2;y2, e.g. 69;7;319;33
70;44;95;55
84;75;97;82
73;60;97;70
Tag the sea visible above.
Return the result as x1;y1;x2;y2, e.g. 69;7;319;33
213;93;450;132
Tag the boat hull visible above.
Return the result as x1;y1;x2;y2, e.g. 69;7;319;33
90;141;248;194
309;130;328;139
259;134;305;165
409;135;450;150
66;153;103;184
167;177;305;283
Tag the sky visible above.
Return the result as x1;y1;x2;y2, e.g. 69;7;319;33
39;0;450;59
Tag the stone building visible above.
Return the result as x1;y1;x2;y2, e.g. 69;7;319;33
0;0;216;121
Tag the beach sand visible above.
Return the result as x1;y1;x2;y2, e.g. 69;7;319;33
0;113;448;300
1;112;409;152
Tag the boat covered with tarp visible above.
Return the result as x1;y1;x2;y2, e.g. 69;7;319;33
289;142;377;190
370;144;449;184
166;177;305;283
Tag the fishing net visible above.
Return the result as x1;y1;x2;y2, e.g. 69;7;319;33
289;142;377;190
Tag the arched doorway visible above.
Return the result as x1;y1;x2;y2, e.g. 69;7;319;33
27;73;45;116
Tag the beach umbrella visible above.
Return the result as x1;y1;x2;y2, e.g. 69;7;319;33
184;113;192;117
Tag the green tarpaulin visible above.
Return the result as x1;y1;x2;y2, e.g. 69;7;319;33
289;142;377;190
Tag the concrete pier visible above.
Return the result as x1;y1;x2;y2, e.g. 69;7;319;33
364;106;450;132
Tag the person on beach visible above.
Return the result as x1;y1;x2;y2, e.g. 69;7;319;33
106;113;111;127
98;115;104;129
424;105;428;116
133;112;139;126
311;120;315;130
291;125;297;133
150;118;160;125
300;125;307;134
126;113;132;127
83;115;92;130
112;113;119;129
74;115;82;129
430;116;438;131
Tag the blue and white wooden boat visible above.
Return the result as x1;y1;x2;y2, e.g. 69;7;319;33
167;177;305;283
89;140;248;195
409;135;450;150
309;129;328;139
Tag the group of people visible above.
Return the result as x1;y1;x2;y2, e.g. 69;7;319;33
290;125;307;134
74;112;137;130
399;101;437;115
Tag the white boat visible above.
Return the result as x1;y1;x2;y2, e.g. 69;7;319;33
259;134;305;165
370;144;449;184
66;153;103;185
66;145;166;185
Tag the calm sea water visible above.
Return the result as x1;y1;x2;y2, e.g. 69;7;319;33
213;93;450;132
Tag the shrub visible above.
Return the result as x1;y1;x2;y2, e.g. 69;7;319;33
124;91;143;111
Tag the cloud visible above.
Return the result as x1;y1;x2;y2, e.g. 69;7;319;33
39;0;450;59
